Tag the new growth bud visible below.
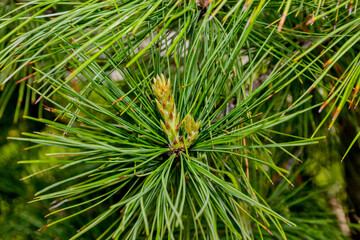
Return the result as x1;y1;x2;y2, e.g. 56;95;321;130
184;115;201;145
152;74;201;151
152;74;182;149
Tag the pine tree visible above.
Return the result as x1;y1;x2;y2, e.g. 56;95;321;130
1;0;359;239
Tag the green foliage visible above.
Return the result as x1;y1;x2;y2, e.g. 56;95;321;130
1;0;360;239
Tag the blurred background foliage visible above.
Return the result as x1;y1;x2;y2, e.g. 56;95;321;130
0;94;75;239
